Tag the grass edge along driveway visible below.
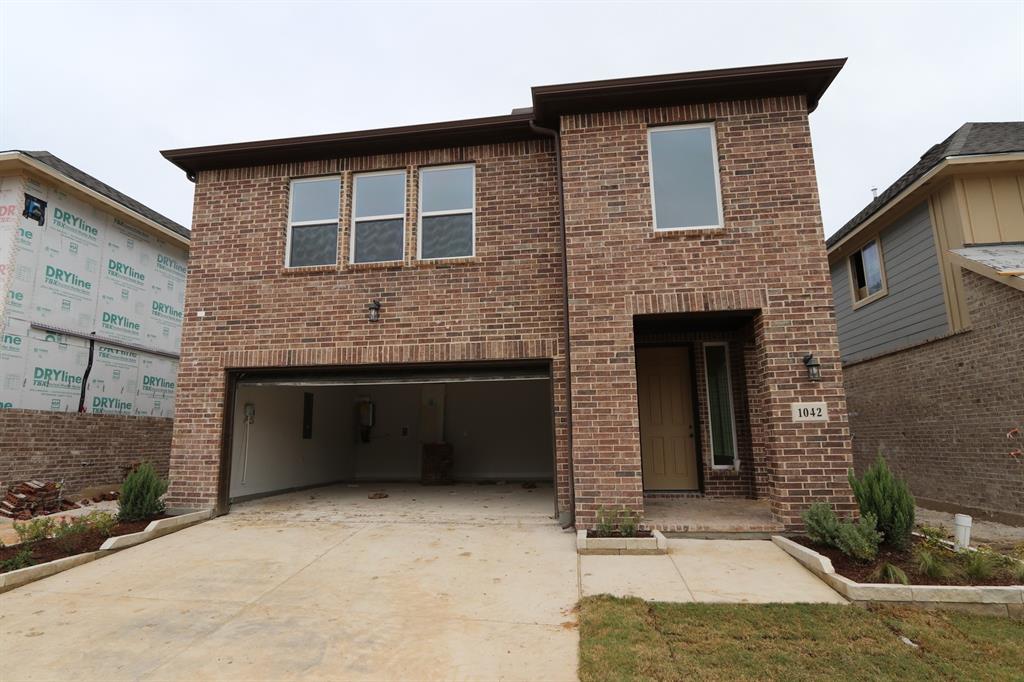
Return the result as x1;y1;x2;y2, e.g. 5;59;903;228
578;596;1024;681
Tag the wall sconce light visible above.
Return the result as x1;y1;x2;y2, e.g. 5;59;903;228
367;299;381;323
802;353;822;382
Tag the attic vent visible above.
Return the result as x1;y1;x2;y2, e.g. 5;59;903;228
23;194;46;226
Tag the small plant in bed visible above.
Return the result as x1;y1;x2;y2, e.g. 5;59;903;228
589;506;651;538
118;462;168;522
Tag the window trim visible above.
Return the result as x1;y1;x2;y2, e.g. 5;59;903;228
416;163;476;261
848;237;889;310
703;341;739;471
350;169;407;265
285;175;341;268
647;122;725;232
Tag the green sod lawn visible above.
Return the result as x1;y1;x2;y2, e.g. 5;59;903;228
578;596;1024;681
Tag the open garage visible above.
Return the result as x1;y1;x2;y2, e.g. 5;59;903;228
222;362;556;513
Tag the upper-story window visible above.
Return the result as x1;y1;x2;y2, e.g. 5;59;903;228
647;123;724;231
351;170;406;264
849;239;887;306
287;177;341;267
418;164;475;260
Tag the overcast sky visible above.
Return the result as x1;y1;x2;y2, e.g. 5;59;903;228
1;1;1021;236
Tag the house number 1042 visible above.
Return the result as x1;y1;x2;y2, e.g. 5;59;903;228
791;402;829;422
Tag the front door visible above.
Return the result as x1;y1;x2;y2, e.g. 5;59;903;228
636;346;699;490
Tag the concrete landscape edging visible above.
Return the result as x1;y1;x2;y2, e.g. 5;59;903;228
772;535;1024;618
0;509;214;594
577;529;668;555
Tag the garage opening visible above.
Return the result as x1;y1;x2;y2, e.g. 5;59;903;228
223;361;555;512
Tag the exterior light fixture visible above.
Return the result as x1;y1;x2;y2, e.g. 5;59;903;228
367;299;381;322
802;353;822;382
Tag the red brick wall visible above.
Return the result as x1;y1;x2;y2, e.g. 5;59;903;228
560;97;856;528
844;270;1024;520
0;410;172;496
167;141;569;511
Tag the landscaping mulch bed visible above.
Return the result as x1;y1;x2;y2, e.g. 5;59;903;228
792;535;1021;587
0;514;166;574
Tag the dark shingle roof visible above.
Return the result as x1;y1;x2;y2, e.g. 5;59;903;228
827;122;1024;249
11;150;190;240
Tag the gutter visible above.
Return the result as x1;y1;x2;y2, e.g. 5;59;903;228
530;121;576;529
0;151;190;247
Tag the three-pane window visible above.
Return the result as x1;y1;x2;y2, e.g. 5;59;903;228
418;165;475;260
351;170;406;264
287;177;341;267
648;123;724;231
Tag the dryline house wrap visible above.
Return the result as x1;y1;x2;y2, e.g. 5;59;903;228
0;151;189;494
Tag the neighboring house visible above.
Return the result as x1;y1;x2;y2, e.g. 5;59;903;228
827;123;1024;523
161;59;856;530
0;151;190;496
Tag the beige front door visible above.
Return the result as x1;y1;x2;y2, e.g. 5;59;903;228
636;346;699;490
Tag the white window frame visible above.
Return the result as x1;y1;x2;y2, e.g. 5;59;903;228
647;122;725;232
417;163;476;261
350;169;406;264
285;176;341;268
703;341;739;471
848;238;889;309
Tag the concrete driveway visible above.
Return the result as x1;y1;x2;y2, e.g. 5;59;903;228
0;485;579;681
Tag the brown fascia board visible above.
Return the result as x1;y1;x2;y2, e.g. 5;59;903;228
162;59;845;176
529;58;847;125
161;112;541;175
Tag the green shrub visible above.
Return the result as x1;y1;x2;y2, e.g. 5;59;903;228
1010;561;1024;584
803;503;841;546
85;511;118;537
833;512;882;563
848;456;915;548
0;548;34;572
596;507;615;536
52;516;92;552
13;516;55;544
870;562;909;585
916;548;952;580
618;508;638;537
118;462;168;522
803;504;881;562
963;550;998;582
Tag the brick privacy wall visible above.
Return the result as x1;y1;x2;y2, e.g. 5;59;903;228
560;97;856;529
167;141;568;511
634;328;756;497
844;270;1024;519
0;409;172;496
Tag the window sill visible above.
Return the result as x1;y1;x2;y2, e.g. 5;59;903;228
345;260;406;272
851;289;888;310
281;265;337;275
408;256;477;269
709;465;740;475
652;226;728;239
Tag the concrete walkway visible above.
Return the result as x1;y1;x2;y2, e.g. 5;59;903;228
1;484;844;681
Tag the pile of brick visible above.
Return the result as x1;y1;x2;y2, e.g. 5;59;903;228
0;480;77;520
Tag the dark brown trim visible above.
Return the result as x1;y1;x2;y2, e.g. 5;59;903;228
161;59;845;177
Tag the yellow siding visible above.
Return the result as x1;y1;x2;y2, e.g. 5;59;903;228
960;174;1024;243
929;182;969;330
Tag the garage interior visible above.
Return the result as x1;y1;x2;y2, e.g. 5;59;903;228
225;362;556;513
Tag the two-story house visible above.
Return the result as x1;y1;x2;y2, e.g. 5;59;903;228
161;59;856;530
828;122;1024;523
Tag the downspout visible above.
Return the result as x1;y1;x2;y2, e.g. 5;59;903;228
530;120;576;528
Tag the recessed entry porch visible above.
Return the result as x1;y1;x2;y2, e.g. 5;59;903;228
633;311;776;532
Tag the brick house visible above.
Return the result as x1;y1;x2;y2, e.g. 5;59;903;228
162;59;855;530
828;123;1024;524
0;151;189;497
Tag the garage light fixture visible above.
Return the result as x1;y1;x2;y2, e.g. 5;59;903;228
802;353;822;382
367;299;381;323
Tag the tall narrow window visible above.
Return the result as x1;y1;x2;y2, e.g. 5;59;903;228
648;123;724;231
704;343;737;469
287;177;341;267
849;239;887;305
351;170;406;264
419;164;475;260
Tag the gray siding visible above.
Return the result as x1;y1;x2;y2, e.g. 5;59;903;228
831;202;949;363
